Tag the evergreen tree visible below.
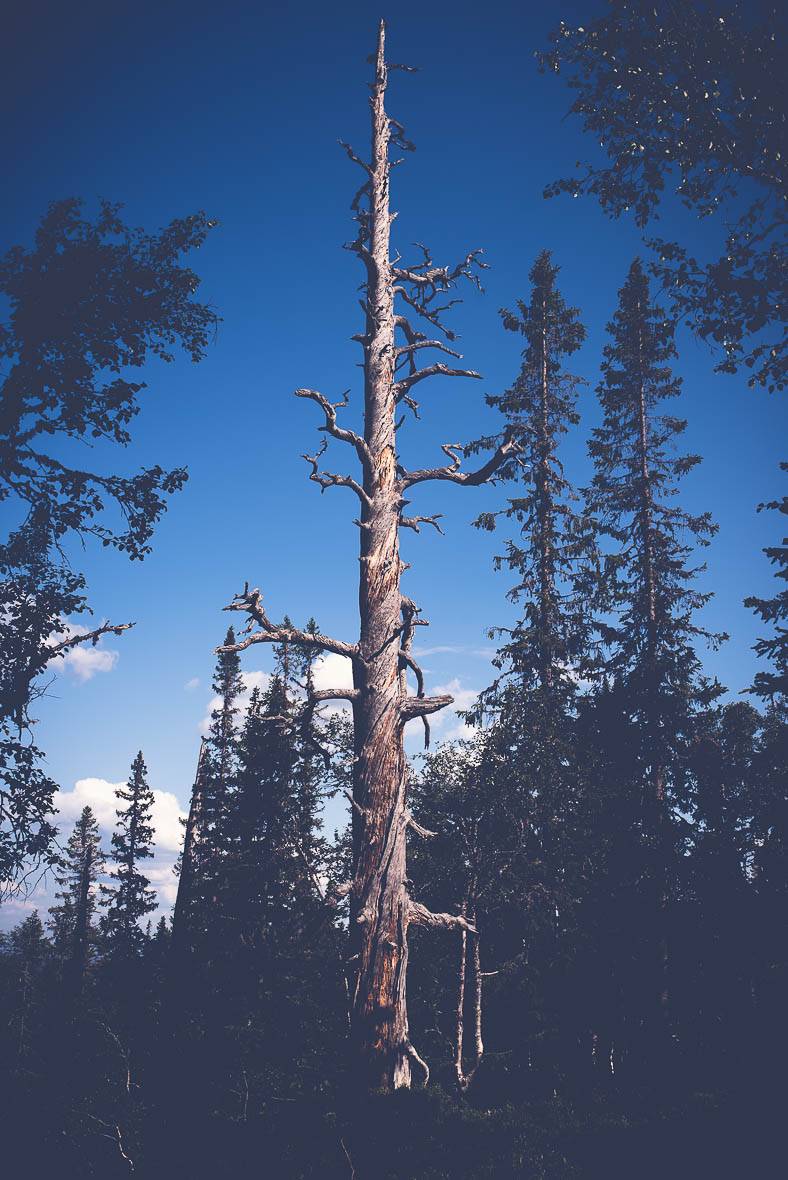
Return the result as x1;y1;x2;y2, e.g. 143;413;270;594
195;625;244;928
680;701;761;1084
585;257;725;1069
460;253;593;1091
745;463;787;701
102;751;157;956
171;738;208;959
48;806;105;992
0;911;51;1063
473;249;590;698
540;2;785;390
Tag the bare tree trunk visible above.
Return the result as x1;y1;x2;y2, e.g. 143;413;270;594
454;903;469;1089
455;901;485;1091
222;20;515;1092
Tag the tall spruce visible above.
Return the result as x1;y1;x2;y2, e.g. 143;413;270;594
473;249;589;698
745;463;787;702
198;625;244;923
588;257;723;806
102;751;157;956
463;251;592;1088
585;257;724;1061
48;805;105;992
171;737;208;959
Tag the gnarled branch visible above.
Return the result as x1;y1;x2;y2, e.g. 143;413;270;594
400;693;453;721
302;439;372;507
295;388;373;470
222;585;358;660
47;620;135;659
408;900;477;934
399;513;444;535
338;139;371;174
406;811;437;839
394;363;482;400
400;435;520;490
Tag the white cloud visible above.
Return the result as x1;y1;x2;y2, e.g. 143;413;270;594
184;677;201;691
313;652;354;692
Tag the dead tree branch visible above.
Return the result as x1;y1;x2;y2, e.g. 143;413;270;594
47;620;135;659
400;435;520;489
295;388;373;471
408;900;477;934
222;586;358;660
302;439;372;506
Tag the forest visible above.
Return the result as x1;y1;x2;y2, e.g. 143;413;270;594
0;4;785;1178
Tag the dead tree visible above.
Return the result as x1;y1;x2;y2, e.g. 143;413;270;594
222;21;516;1092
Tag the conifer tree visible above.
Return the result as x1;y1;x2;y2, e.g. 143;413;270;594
171;738;208;959
473;249;589;698
102;752;157;956
462;253;593;1088
230;678;297;949
197;626;244;926
49;805;105;992
585;257;724;1064
745;463;787;702
1;911;51;1062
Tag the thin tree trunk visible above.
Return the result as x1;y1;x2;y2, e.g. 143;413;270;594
454;904;468;1090
455;901;484;1091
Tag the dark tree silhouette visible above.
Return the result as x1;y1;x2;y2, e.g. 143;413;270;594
101;752;157;956
48;805;105;995
540;1;786;391
0;198;217;882
745;463;787;700
585;257;725;1066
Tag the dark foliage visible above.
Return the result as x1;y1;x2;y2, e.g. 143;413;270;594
540;1;786;390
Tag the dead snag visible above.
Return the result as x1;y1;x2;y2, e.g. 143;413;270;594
222;21;515;1092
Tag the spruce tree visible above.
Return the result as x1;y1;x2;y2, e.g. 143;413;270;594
102;751;157;956
197;625;244;926
585;257;725;1068
1;911;51;1063
745;463;787;702
473;249;589;698
48;805;105;992
463;252;592;1088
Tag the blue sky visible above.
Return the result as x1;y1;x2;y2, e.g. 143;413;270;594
2;1;785;925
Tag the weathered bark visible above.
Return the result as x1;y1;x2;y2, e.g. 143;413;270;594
222;20;514;1092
